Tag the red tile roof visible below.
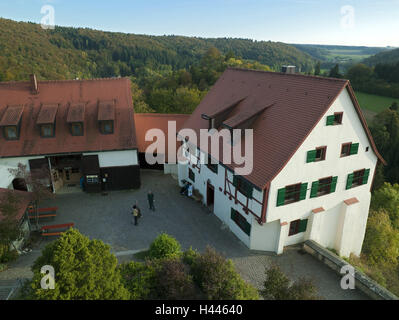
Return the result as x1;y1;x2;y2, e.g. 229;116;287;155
36;104;59;125
182;68;384;189
134;113;190;163
67;103;85;123
0;188;32;222
0;105;24;126
0;77;137;157
98;100;115;121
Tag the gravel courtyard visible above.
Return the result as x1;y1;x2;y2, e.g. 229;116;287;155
1;170;368;300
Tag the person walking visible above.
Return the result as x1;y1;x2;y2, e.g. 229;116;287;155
132;205;139;226
147;190;155;211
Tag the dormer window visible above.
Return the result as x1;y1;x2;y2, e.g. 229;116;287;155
67;103;85;136
71;122;83;136
100;120;114;134
98;101;115;135
0;105;24;140
37;104;58;138
4;125;19;140
40;124;55;138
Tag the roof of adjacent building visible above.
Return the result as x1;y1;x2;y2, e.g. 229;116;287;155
134;113;190;163
182;68;384;189
0;77;137;158
0;188;32;222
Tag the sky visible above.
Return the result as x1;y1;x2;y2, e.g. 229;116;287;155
0;0;398;47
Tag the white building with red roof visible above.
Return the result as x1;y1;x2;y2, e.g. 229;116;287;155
0;75;140;193
178;68;384;257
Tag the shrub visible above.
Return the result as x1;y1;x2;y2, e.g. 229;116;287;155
29;228;129;300
190;246;259;300
182;246;199;266
119;261;157;300
0;249;19;263
261;265;319;300
152;258;199;300
148;233;182;260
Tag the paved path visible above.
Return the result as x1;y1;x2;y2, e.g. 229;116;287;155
1;170;368;300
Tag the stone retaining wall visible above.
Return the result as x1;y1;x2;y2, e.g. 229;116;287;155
303;240;398;300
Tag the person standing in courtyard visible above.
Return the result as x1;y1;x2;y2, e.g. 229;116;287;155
132;205;139;226
147;190;155;211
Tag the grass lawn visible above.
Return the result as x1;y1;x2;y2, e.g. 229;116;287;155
355;92;398;113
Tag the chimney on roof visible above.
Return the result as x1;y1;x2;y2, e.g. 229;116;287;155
30;74;39;94
281;66;296;74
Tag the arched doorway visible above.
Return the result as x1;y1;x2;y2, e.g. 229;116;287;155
12;178;28;191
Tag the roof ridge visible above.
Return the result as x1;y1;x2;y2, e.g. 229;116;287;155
0;77;130;86
226;67;349;83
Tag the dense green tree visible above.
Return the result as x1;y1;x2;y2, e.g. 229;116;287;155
28;229;130;300
148;233;182;260
190;247;259;300
260;265;319;300
328;64;342;78
314;61;321;75
370;109;399;184
371;182;399;228
363;209;399;268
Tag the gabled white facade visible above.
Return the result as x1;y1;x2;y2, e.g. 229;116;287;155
178;87;378;258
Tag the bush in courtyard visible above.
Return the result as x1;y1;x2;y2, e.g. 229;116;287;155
363;209;399;268
148;233;182;260
119;261;157;300
29;228;129;300
0;249;19;263
261;265;319;300
190;246;259;300
182;246;199;266
151;258;199;300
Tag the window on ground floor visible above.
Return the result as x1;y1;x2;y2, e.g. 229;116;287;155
231;208;251;236
288;219;308;236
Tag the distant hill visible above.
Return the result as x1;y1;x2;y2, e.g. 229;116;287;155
291;44;391;70
0;18;315;82
363;47;399;66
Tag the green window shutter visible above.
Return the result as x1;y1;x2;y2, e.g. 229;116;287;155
346;173;354;190
330;176;338;193
298;219;308;233
277;188;286;206
362;169;370;185
244;182;253;199
306;150;317;163
230;208;236;220
233;176;238;187
326;115;335;126
310;181;319;198
299;183;308;200
350;143;359;155
244;221;251;236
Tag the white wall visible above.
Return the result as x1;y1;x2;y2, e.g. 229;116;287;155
84;149;138;167
264;88;378;256
177;142;263;248
0;164;17;188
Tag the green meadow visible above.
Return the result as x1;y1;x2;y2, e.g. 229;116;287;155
355;92;398;113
